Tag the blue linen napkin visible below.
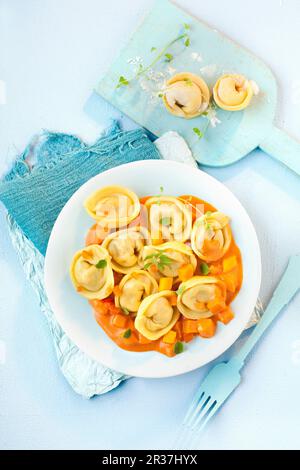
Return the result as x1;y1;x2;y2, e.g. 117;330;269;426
0;122;160;398
0;122;160;255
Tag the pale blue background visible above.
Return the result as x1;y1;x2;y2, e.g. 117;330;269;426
0;0;300;450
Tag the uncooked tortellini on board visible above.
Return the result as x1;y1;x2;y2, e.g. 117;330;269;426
84;185;140;227
135;291;180;340
70;245;114;300
191;211;231;262
115;270;158;314
213;74;254;111
102;226;151;274
163;72;210;119
145;196;192;242
177;276;226;320
142;241;197;279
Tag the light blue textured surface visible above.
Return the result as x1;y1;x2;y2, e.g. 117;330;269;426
1;0;300;451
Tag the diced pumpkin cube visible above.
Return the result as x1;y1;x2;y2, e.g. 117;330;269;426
112;314;127;328
217;308;234;325
223;255;238;273
221;272;237;293
209;263;223;275
162;330;177;344
183;319;199;334
183;333;194;343
169;294;178;306
159;277;173;291
207;298;227;314
197;318;216;338
178;263;194;282
173;322;183;341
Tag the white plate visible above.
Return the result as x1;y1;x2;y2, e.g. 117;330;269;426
44;160;261;378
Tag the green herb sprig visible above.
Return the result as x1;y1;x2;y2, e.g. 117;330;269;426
144;251;172;271
116;23;191;89
95;259;107;269
123;329;132;339
200;262;210;275
116;76;129;89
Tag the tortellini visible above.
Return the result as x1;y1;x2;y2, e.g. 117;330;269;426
177;276;226;320
213;74;254;111
142;241;197;279
70;245;114;299
84;185;140;227
163;72;210;119
102;226;151;274
115;270;158;314
135;291;180;340
191;211;231;262
145;196;192;242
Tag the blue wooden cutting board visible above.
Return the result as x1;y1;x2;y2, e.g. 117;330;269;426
96;0;300;175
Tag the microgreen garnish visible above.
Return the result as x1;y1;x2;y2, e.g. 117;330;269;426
158;92;164;98
95;259;107;269
160;216;171;226
165;53;173;62
200;262;210;275
116;75;130;89
176;284;186;296
193;127;204;139
174;341;184;355
205;211;212;217
144;251;172;271
119;24;191;87
123;329;132;339
160;186;164;193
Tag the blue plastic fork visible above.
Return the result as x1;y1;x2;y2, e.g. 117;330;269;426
175;254;300;449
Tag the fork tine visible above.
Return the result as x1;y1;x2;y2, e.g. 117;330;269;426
188;394;212;429
188;401;220;449
173;392;207;449
194;399;217;430
180;400;216;451
182;390;205;425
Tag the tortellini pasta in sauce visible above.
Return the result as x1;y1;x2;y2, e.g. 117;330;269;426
135;291;180;340
84;185;140;227
115;270;158;314
142;241;197;279
191;211;231;262
70;245;114;300
102;226;151;274
145;196;192;242
177;276;227;320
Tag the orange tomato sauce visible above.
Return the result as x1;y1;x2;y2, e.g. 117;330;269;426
86;195;243;357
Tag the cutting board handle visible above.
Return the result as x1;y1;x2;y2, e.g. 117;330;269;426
259;125;300;176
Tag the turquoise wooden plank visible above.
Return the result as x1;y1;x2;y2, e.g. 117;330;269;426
96;0;300;175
